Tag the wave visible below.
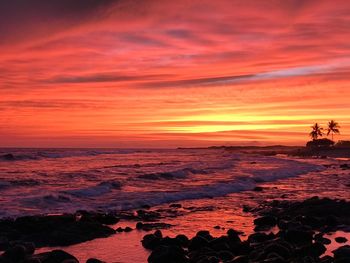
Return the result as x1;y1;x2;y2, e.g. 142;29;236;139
137;167;206;180
0;179;41;190
0;149;145;162
62;180;122;198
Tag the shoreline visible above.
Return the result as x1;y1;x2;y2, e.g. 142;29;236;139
1;196;349;262
0;153;349;262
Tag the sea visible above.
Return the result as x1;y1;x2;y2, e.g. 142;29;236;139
1;148;350;262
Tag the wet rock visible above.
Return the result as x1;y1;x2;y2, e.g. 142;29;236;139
227;229;241;244
0;214;115;247
175;234;189;247
333;245;350;260
218;250;234;261
297;242;327;258
33;249;78;263
2;244;27;262
319;255;334;263
86;258;105;263
335;237;348;243
142;233;162;250
248;232;274;243
253;215;277;230
230;255;249;263
264;242;292;260
148;245;188;263
281;229;313;245
189;236;210;251
136;222;172;231
124;227;133;232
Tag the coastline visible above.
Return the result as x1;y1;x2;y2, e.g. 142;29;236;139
1;153;349;262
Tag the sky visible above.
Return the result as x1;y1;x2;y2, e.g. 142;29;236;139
1;0;350;148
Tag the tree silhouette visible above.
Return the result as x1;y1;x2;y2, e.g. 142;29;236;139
309;123;323;140
327;120;340;141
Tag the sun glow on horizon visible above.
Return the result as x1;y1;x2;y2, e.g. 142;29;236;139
1;0;350;148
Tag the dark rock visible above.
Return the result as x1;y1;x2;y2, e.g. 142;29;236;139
333;245;350;260
86;258;105;263
281;229;313;245
116;227;123;232
136;222;172;231
227;229;241;244
0;214;115;247
148;245;188;263
142;233;162;250
218;250;234;261
264;242;292;260
2;244;27;262
253;216;277;230
297;242;326;258
320;255;334;263
175;234;189;247
189;236;210;251
248;232;274;244
335;237;348;243
33;250;78;263
124;227;133;232
230;255;249;263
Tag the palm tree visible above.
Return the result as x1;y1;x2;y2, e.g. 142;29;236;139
327;120;340;141
309;123;323;140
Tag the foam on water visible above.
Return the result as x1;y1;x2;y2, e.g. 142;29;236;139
0;148;324;218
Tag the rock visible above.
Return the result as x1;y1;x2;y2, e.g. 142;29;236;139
189;236;210;251
141;233;162;250
116;227;123;232
218;250;234;261
248;232;274;244
148;245;188;263
319;255;334;263
86;258;105;263
264;242;292;260
2;244;27;262
297;242;326;258
213;226;221;229
227;229;241;244
124;227;133;232
253;216;277;230
335;237;348;243
175;234;189;247
136;222;172;231
281;229;313;245
0;214;116;247
230;255;249;263
333;245;350;260
33;250;78;263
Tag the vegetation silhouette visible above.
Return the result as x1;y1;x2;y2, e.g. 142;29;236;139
327;120;340;141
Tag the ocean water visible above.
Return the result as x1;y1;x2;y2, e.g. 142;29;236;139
0;148;323;218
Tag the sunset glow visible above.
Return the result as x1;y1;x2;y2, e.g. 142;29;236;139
1;0;350;147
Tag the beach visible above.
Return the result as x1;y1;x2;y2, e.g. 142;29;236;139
0;148;349;262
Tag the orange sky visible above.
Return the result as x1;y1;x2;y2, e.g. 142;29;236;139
1;0;350;148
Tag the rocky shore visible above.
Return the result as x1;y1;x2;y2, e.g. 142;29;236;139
0;197;349;262
142;197;350;263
